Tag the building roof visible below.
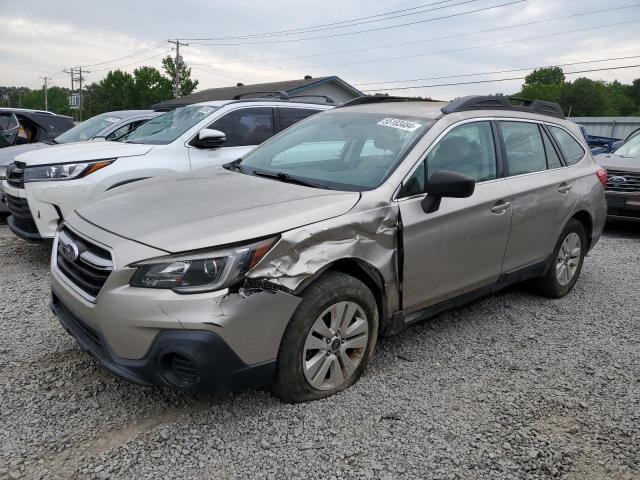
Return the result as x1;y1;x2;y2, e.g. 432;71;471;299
153;76;362;110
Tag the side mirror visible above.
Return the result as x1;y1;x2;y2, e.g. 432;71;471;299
194;128;226;149
421;170;475;213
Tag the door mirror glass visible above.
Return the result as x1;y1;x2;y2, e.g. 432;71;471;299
195;128;226;149
422;170;475;213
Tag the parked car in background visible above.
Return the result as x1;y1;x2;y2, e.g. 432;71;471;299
578;125;623;155
2;96;333;239
0;110;160;214
48;95;607;402
0;108;74;149
596;128;640;219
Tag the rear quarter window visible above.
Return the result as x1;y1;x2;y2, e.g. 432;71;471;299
549;126;585;166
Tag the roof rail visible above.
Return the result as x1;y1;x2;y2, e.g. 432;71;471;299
441;95;565;119
340;95;435;108
289;94;335;104
232;91;290;100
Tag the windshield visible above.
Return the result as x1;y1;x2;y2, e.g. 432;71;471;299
55;113;122;143
615;133;640;157
119;104;219;145
238;111;433;191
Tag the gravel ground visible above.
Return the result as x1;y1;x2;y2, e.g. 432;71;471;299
0;217;639;480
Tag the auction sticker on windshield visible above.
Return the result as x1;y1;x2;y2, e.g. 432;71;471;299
377;118;422;132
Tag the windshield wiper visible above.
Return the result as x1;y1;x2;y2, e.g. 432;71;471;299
250;169;328;189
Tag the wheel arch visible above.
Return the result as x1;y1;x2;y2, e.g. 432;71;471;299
571;209;594;250
296;258;390;331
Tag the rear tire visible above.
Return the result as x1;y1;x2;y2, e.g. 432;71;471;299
537;219;587;298
274;272;379;403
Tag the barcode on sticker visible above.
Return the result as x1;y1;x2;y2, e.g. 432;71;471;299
377;118;422;132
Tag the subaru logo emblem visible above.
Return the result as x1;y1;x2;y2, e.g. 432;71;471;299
60;240;80;262
609;176;627;185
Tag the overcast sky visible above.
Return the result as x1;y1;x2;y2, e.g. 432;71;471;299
1;0;639;100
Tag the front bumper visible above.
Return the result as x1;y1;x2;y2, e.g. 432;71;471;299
0;183;8;214
605;191;640;219
52;292;277;392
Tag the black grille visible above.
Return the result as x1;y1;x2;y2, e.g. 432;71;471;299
606;170;640;193
6;161;25;188
5;194;38;234
167;353;199;385
56;228;113;299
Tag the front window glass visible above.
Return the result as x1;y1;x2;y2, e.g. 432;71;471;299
427;121;497;182
239;111;433;191
0;113;18;131
121;105;219;145
614;134;640;158
208;108;274;147
500;121;547;175
55;113;122;143
549;126;585;165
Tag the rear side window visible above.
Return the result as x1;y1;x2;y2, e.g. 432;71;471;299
541;128;562;169
278;108;320;130
549;126;585;165
499;121;546;176
208;107;274;147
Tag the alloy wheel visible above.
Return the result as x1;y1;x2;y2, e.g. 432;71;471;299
302;301;369;391
556;232;581;286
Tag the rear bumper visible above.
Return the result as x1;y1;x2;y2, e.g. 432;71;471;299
51;292;277;392
606;192;640;219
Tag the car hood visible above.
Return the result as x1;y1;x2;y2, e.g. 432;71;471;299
595;152;640;172
0;142;50;165
76;168;361;253
15;141;155;166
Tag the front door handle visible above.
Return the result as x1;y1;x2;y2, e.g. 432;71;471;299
491;200;511;214
558;183;573;194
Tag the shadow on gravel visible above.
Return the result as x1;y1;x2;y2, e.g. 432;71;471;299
603;217;640;239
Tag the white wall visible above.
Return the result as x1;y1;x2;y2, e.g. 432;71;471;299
570;117;640;139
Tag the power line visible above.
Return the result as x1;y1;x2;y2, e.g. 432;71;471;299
361;64;640;92
356;55;640;87
185;0;526;45
207;3;639;67
306;17;640;70
180;0;478;41
190;66;249;82
89;50;173;72
77;41;168;68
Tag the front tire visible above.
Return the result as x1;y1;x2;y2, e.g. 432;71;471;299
537;218;587;298
274;272;379;403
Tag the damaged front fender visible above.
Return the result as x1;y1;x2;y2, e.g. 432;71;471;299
247;196;401;316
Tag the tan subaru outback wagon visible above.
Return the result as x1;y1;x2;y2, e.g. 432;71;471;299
49;95;608;402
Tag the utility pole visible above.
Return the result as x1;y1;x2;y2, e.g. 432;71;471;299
40;76;51;111
168;39;188;98
63;67;89;121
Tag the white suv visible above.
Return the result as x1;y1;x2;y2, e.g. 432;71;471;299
3;97;333;240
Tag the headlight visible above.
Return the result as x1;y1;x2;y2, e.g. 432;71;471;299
129;236;278;294
24;159;115;182
0;165;7;180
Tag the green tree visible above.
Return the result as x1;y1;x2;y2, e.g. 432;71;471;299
161;56;199;97
560;78;610;116
130;66;173;108
524;67;565;86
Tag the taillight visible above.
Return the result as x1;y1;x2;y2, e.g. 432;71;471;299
596;168;607;189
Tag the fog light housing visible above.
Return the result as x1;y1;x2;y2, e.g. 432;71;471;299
160;352;199;387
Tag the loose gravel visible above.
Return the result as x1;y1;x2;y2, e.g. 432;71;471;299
0;217;639;480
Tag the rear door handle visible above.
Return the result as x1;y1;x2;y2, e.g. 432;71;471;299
491;200;511;214
558;183;573;194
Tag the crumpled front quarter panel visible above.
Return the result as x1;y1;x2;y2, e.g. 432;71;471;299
248;196;401;313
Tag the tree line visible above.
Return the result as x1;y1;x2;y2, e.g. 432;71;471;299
515;67;640;117
0;56;198;118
